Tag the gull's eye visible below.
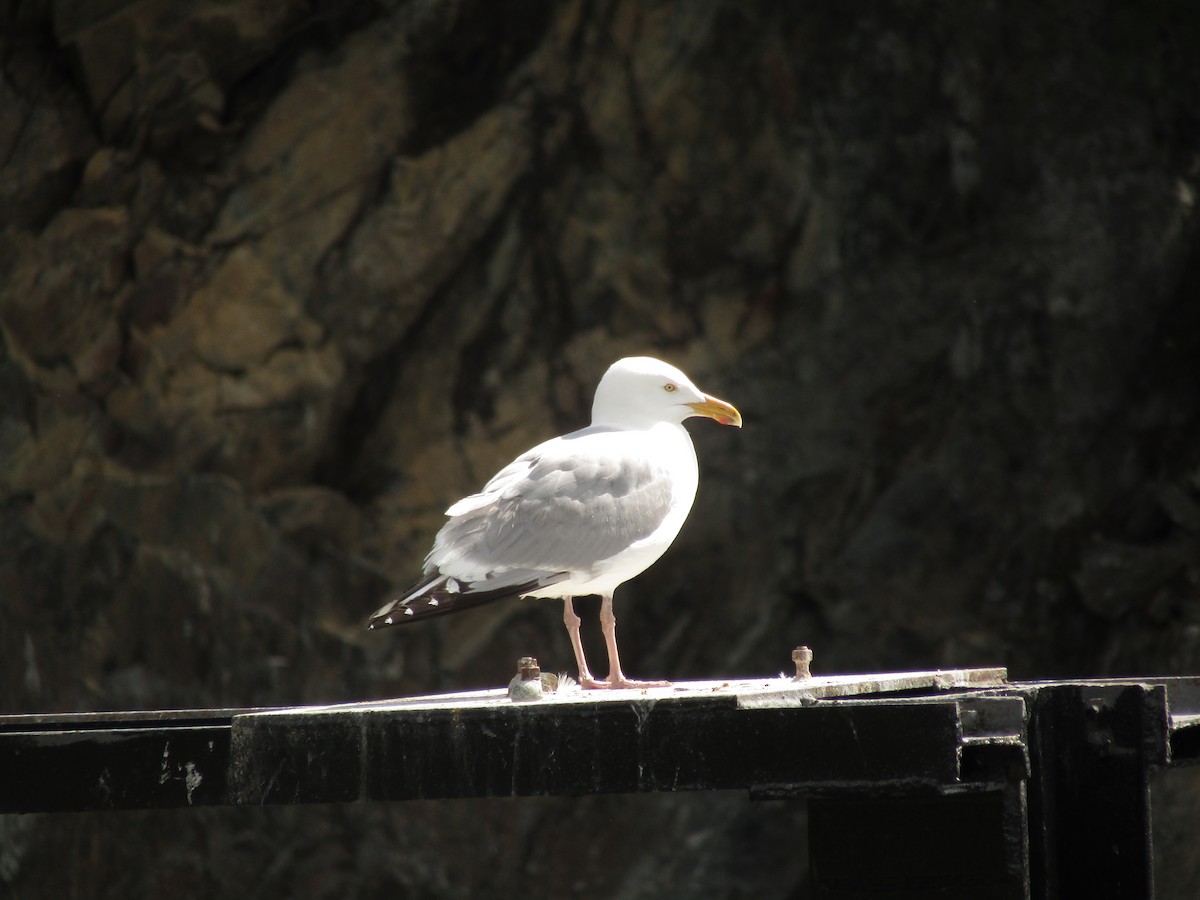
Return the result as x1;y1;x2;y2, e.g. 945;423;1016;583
663;383;677;393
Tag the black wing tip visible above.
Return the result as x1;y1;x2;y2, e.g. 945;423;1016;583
367;572;444;629
366;573;566;630
366;610;402;630
367;598;422;629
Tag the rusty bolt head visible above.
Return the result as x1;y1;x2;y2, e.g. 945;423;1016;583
517;657;541;681
792;645;814;680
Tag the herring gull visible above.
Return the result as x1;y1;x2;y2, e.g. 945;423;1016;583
368;356;742;689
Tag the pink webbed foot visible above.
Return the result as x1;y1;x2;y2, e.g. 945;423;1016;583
580;674;672;690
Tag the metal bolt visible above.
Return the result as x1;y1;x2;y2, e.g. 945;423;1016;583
517;657;541;681
792;645;813;680
508;657;544;702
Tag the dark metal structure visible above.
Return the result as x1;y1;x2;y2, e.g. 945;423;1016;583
2;668;1197;899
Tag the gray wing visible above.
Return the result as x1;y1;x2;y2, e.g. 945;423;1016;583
427;437;674;582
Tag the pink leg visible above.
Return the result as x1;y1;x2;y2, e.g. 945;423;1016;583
563;597;605;689
596;594;670;689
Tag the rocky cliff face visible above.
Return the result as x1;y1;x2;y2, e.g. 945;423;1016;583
3;1;1199;896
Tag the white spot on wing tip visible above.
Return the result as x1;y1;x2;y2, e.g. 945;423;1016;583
446;578;461;593
428;598;439;606
403;607;414;616
384;616;393;625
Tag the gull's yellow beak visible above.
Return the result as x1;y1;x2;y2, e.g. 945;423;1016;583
685;393;742;427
